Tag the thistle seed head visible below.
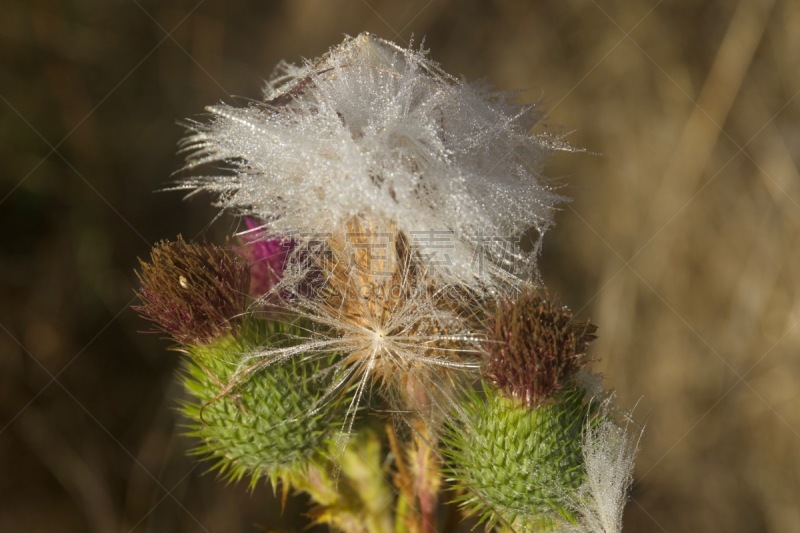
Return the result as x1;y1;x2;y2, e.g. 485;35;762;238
134;236;249;345
304;216;482;421
485;289;596;407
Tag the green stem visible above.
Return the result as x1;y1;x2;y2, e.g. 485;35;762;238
293;428;394;533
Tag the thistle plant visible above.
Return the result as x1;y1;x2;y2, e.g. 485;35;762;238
135;33;641;532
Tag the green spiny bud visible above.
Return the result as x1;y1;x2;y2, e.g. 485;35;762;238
181;318;345;487
443;384;594;531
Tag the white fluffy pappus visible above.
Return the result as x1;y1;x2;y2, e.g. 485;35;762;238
178;32;569;289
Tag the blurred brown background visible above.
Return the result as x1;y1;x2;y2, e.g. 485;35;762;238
2;0;798;531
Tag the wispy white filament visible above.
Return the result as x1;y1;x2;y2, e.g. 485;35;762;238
560;405;643;533
178;33;568;288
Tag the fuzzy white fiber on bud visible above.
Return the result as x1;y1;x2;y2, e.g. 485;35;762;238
179;32;568;288
561;408;642;533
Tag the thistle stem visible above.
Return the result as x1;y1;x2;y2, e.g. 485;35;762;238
386;422;418;533
411;422;441;533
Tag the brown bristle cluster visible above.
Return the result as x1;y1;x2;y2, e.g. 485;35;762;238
485;289;596;407
134;236;250;345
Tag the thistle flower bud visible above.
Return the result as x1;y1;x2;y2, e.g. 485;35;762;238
182;319;346;485
134;236;249;345
443;385;593;531
485;290;596;406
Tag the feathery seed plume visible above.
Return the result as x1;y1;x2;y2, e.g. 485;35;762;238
179;33;568;289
